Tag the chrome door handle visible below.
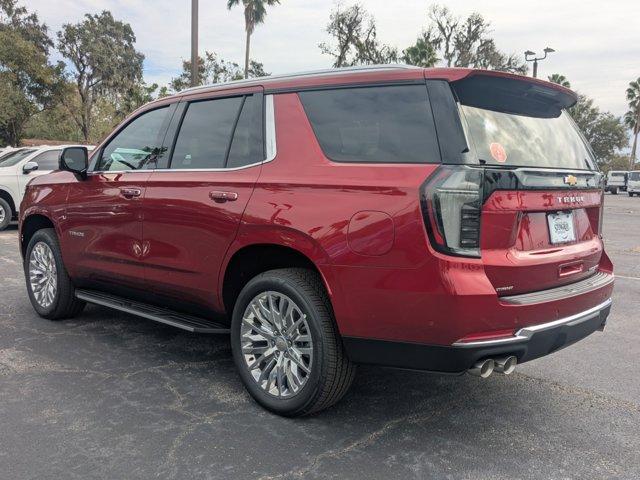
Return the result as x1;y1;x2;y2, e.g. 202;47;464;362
209;191;238;203
120;187;142;198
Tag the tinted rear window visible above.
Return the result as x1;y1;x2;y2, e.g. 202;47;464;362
299;85;440;164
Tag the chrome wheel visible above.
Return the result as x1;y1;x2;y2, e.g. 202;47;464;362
0;204;5;224
241;291;313;398
29;241;58;308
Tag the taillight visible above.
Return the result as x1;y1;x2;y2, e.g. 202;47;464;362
421;165;483;258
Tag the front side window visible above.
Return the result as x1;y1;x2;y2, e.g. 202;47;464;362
171;97;243;169
32;150;61;171
0;149;36;168
98;106;170;172
299;85;441;164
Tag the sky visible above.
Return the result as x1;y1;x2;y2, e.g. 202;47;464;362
26;0;640;117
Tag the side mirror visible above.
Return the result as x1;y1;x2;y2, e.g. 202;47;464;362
22;161;39;174
60;146;89;179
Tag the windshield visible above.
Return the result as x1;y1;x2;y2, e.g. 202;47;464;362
0;149;35;167
609;172;625;178
460;106;594;170
629;172;640;181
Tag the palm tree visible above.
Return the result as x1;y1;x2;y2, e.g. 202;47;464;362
548;74;571;88
626;78;640;170
227;0;280;79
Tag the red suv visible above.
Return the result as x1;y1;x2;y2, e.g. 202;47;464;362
19;66;614;416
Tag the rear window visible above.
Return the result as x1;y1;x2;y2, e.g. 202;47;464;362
610;172;625;178
299;85;440;164
459;107;593;170
453;75;595;170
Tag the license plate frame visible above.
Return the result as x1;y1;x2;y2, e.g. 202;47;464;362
547;211;576;244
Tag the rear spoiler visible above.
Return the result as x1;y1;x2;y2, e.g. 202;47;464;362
456;73;576;118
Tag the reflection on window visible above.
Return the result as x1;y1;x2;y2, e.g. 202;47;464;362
99;107;169;172
171;97;243;169
460;106;593;170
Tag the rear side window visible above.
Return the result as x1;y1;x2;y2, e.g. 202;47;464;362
32;150;61;170
227;95;263;168
299;85;441;164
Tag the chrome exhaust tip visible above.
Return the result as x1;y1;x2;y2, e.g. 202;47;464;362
468;359;495;378
494;356;517;375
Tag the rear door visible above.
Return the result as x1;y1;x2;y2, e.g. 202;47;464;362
433;74;605;295
61;104;175;289
142;88;264;311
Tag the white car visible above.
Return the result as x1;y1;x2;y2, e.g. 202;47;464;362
0;145;93;230
628;171;640;197
604;170;628;194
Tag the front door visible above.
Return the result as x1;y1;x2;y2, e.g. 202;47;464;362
60;104;175;290
142;90;264;311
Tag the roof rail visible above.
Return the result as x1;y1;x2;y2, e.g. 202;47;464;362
178;64;419;95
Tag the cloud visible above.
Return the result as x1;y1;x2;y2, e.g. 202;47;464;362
26;0;640;116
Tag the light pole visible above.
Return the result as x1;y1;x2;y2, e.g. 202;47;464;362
191;0;199;87
525;47;555;78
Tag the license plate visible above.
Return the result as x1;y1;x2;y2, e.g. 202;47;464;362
547;211;576;244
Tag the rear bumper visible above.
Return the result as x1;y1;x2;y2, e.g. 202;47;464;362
343;298;612;373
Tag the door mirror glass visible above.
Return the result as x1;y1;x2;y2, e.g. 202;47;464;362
60;147;88;176
22;161;39;174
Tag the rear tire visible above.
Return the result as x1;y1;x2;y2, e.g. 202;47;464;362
0;198;11;231
24;228;85;320
629;192;634;197
231;268;356;416
611;187;618;195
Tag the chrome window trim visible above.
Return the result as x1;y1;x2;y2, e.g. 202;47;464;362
88;93;277;175
452;298;612;348
265;94;277;162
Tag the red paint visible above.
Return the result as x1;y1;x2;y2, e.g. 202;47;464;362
19;67;612;355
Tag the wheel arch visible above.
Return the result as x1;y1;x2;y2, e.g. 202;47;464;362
20;213;56;257
220;241;336;318
0;188;16;217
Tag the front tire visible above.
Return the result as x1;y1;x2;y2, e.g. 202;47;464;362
231;268;356;416
24;228;85;320
0;198;11;231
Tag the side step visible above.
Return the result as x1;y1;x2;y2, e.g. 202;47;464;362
75;289;230;334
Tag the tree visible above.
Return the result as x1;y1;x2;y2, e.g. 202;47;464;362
0;0;64;146
170;51;269;92
569;93;627;166
319;4;398;67
548;74;571;88
227;0;280;79
57;11;144;142
424;5;527;74
625;78;640;170
402;31;438;67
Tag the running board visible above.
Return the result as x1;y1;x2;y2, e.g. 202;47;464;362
75;289;230;334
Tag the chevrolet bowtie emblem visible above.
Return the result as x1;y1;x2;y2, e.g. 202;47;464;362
563;174;578;186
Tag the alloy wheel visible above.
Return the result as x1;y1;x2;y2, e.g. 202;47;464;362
240;291;313;398
28;241;58;308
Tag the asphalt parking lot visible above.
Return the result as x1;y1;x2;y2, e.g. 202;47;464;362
0;194;639;480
